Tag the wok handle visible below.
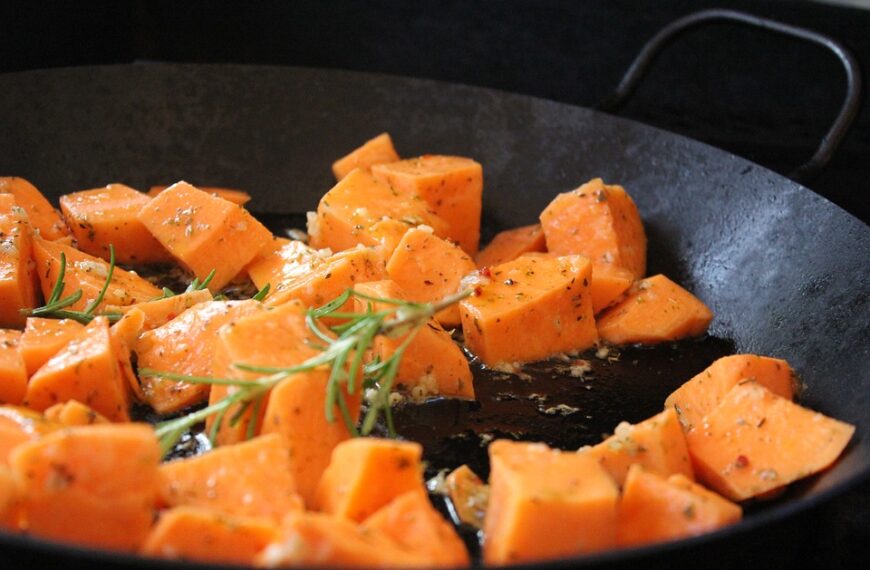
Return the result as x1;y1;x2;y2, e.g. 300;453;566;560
597;8;863;184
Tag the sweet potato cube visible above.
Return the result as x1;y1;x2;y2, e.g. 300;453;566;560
0;177;68;240
142;507;278;565
353;280;474;399
0;331;26;406
245;237;315;288
540;178;647;279
308;168;448;256
32;237;161;312
159;433;303;521
445;464;490;529
0;194;39;327
20;318;86;379
25;317;130;421
149;185;251;206
476;223;546;268
363;490;470;568
44;400;109;426
372;155;483;255
104;289;213;332
137;181;272;291
314;438;426;522
581;408;693;487
596;274;713;345
134;299;265;414
460;254;597;366
483;440;619;565
332;132;401;181
685;382;855;501
386;227;476;327
9;423;161;551
617;465;741;547
0;406;58;465
59;184;173;264
590;263;634;314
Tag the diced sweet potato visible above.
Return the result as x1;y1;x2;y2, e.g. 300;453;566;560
539;178;647;279
476;224;546;268
460;254;598;366
685;382;855;501
104;289;214;332
385;227;476;327
332;133;401;181
665;354;798;432
372;155;483;255
59;184;173;264
617;464;741;547
0;406;58;465
137;181;272;291
0;330;26;406
590;263;634;314
245;237;317;288
32;237;161;311
308;168;448;257
0;177;68;240
142;507;278;564
580;408;693;487
0;464;20;529
44;400;109;426
353;280;474;399
25;317;130;422
0;194;39;327
445;464;490;529
596;274;713;345
148;185;252;206
315;438;426;522
256;511;428;568
159;433;303;520
483;440;619;565
363;490;470;568
9;423;161;551
19;318;85;377
134;299;265;414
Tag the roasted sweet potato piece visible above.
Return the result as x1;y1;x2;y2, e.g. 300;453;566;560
665;354;798;432
460;254;597;366
25;317;130;422
589;263;634;314
445;464;490;529
476;223;546;268
0;406;58;465
159;433;303;520
596;274;713;345
142;507;278;564
19;318;85;377
332;133;401;181
685;382;855;501
483;440;619;565
617;465;741;547
0;177;68;240
138;181;272;291
148;185;251;206
44;400;109;426
0;193;39;328
315;438;426;522
363;490;470;568
59;184;173;264
540;178;647;279
0;330;27;406
245;237;319;289
581;408;693;487
9;423;161;551
385;227;476;327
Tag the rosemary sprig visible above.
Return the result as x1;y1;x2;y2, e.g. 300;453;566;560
141;287;471;456
251;282;271;302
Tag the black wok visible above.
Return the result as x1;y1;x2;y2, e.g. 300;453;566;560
0;62;867;569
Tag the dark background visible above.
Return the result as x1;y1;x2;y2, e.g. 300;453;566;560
3;0;869;567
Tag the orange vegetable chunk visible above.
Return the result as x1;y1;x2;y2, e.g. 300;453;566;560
581;408;694;487
372;154;483;255
0;194;39;327
137;181;272;291
354;280;474;399
539;177;647;279
363;490;470;568
104;289;213;331
445;464;490;529
476;223;546;268
0;177;68;240
0;406;57;465
596;274;713;345
148;185;251;206
385;227;476;326
665;354;798;432
43;399;109;426
685;382;855;501
59;183;173;264
315;438;426;522
332;132;401;181
25;317;130;421
159;433;303;520
308;168;448;256
483;439;619;565
0;330;26;405
0;464;20;529
590;263;634;314
460;254;597;366
9;423;160;551
19;318;85;377
142;507;278;564
617;465;741;547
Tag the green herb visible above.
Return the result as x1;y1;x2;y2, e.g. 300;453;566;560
185;269;216;293
251;282;271;302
